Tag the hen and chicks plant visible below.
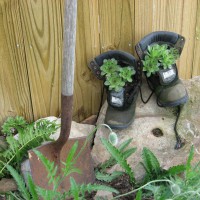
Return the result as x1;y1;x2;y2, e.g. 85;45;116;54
142;44;179;77
100;58;135;92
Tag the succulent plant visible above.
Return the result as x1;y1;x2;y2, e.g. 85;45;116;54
119;66;136;83
104;73;125;92
100;58;135;92
142;44;179;77
100;58;120;76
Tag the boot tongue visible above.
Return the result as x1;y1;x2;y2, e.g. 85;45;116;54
157;65;177;85
109;88;125;108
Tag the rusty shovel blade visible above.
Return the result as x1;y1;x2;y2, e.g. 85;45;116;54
28;136;95;191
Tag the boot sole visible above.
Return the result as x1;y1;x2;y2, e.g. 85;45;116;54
158;92;189;107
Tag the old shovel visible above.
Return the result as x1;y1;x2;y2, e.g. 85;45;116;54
28;0;95;191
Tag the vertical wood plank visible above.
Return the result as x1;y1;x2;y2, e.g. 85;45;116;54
19;0;63;120
98;0;135;54
179;0;197;79
73;0;102;121
192;0;200;77
152;0;183;32
0;0;33;124
134;0;153;46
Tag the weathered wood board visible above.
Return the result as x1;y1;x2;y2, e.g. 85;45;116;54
0;0;199;123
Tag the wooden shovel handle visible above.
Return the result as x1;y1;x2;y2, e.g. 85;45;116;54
58;0;77;144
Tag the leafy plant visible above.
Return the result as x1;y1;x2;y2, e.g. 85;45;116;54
96;138;136;185
2;116;27;135
6;141;118;200
95;171;124;183
141;147;162;181
142;145;200;200
0;117;59;178
98;138;136;172
112;145;199;200
104;73;125;92
100;58;135;92
142;44;179;77
141;147;185;182
100;58;120;76
100;138;135;185
119;66;135;82
66;177;119;200
6;165;31;200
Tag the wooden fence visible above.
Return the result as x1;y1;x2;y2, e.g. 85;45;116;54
0;0;200;124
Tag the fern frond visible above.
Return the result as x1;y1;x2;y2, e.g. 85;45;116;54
101;138;135;185
139;162;151;181
6;165;30;200
165;165;185;177
1;116;27;135
142;148;161;177
62;141;81;177
135;190;142;200
99;140;136;172
27;174;39;200
96;171;124;182
118;138;133;151
33;150;60;187
123;148;137;159
65;141;78;165
0;120;59;178
67;178;119;199
6;136;20;152
69;177;80;200
186;145;194;178
36;187;61;200
62;167;81;178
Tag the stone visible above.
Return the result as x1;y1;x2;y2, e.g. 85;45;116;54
49;118;95;140
81;115;97;125
94;191;113;199
0;178;17;193
91;76;200;181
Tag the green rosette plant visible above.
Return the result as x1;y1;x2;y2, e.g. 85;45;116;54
104;73;125;92
142;44;179;77
100;58;135;92
100;58;120;76
119;66;136;82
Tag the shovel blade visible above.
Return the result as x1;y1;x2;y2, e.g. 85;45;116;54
28;137;95;191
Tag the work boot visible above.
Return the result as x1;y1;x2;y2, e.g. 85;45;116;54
89;50;141;129
135;31;188;107
135;31;189;149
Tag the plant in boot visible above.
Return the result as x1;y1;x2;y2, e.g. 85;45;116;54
136;31;188;149
119;66;135;83
142;44;179;77
89;50;141;130
160;46;179;69
100;58;120;76
104;73;125;92
101;58;136;92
